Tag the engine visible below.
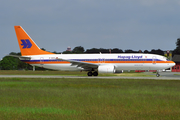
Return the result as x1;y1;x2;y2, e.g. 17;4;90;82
98;65;115;73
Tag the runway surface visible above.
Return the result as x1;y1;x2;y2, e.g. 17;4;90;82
0;72;179;80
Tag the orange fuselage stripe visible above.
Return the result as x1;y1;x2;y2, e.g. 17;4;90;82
24;60;174;64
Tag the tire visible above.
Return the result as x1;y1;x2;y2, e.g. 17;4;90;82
87;71;93;76
93;71;98;76
156;73;160;77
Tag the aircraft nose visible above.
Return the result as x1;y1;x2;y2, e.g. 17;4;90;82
171;61;176;67
173;61;176;66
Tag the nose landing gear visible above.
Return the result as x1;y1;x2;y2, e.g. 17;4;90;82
156;71;160;77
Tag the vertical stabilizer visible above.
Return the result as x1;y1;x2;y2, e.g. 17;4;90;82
14;26;54;56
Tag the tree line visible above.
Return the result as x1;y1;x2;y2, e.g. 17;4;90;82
63;47;165;55
0;38;180;70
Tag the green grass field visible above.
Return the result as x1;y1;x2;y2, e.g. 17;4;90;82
0;77;180;119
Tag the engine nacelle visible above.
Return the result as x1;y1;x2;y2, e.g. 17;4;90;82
98;65;115;73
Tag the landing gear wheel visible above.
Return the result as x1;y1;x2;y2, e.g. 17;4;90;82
156;73;160;77
93;71;98;76
87;71;93;76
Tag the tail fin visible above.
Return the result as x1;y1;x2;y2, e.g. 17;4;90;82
14;26;54;56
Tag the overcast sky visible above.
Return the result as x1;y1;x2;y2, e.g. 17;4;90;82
1;0;180;59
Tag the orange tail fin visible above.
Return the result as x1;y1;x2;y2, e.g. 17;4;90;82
14;26;54;56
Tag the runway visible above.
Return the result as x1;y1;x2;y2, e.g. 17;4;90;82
0;72;180;80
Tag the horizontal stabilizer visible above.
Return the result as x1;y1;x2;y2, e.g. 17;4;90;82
7;55;31;60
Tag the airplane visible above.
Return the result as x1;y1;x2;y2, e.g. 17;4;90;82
13;26;175;77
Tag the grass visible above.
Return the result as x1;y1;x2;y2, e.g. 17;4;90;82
0;70;87;76
0;77;180;119
174;74;180;76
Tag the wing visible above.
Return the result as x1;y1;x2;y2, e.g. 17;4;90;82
58;58;99;70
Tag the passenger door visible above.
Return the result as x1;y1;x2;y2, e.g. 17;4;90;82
152;56;156;64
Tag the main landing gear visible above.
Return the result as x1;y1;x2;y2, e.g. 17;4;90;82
87;71;98;76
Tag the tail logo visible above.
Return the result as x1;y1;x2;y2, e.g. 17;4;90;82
21;39;32;49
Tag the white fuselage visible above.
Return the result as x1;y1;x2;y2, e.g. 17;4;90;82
21;53;175;71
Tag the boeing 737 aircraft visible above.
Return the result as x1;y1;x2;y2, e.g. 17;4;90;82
13;26;175;77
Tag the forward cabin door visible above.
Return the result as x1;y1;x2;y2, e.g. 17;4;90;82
152;56;156;64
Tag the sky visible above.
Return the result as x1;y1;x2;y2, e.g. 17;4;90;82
1;0;180;59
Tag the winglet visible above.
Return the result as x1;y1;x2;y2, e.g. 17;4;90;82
14;26;54;56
